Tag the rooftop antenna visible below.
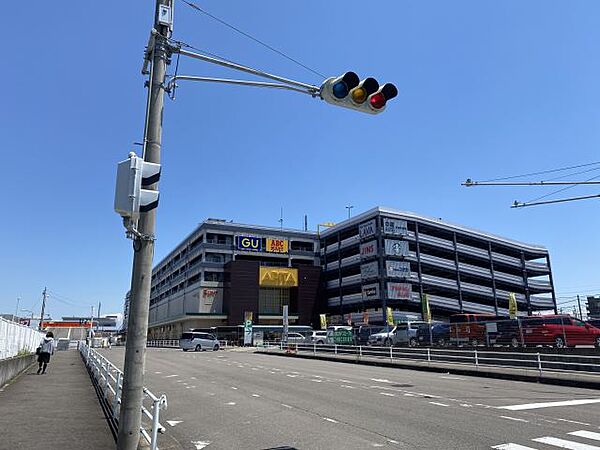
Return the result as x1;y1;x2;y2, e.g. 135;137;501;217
304;214;308;231
279;207;284;230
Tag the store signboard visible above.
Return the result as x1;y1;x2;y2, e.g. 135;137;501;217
362;283;380;300
266;238;288;254
237;235;262;252
259;267;298;287
382;218;408;236
387;282;412;300
384;239;408;256
360;261;379;280
202;288;219;305
359;219;376;239
386;260;411;278
360;240;378;259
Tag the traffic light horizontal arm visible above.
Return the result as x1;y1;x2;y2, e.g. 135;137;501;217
176;48;320;94
166;75;318;97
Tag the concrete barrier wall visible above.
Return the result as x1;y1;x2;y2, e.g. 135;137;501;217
0;354;36;387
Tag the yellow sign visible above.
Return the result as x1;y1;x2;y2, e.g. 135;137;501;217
421;294;431;323
259;267;298;287
319;314;327;330
386;307;394;326
266;238;289;254
508;292;518;319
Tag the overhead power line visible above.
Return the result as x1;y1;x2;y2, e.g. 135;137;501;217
478;161;600;183
178;0;325;79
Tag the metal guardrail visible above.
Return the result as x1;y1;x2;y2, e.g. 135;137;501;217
79;342;168;450
147;339;229;349
258;341;600;376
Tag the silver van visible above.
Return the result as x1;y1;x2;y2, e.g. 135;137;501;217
180;332;220;352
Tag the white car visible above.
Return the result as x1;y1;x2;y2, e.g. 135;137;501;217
285;332;306;343
305;331;328;344
180;332;220;352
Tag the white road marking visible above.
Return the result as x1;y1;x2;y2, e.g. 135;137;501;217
499;416;529;423
500;398;600;411
441;376;465;380
311;379;323;383
231;386;238;390
281;404;292;409
154;371;162;374
387;439;399;444
190;376;197;380
372;444;384;448
269;371;276;374
286;374;298;378
252;394;261;398
380;392;395;397
323;417;338;423
532;436;600;449
491;444;537;450
225;402;236;406
371;378;392;383
557;419;592;426
569;431;600;442
339;379;353;383
429;402;450;407
404;393;415;397
191;440;211;449
166;420;182;427
341;385;355;389
460;404;473;408
165;374;178;378
251;368;259;371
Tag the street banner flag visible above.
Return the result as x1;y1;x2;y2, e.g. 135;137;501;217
363;310;369;325
347;313;352;326
319;314;327;330
508;293;518;319
386;307;394;326
421;294;431;323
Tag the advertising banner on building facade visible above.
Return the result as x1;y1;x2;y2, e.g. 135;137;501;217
384;239;409;256
319;314;327;330
508;292;518;319
359;219;377;239
386;307;394;326
360;261;379;280
237;235;262;252
383;218;408;236
201;288;219;305
421;293;431;323
266;238;289;254
259;267;298;287
360;240;378;259
361;283;380;301
387;282;412;300
386;260;411;278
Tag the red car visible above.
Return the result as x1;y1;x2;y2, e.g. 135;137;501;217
521;315;600;348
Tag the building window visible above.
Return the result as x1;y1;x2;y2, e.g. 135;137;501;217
205;253;225;263
259;288;290;314
204;272;224;282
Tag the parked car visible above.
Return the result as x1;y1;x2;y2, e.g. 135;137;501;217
368;321;428;347
354;326;385;345
449;314;499;346
416;323;450;347
285;332;307;343
305;330;328;344
180;332;220;352
521;315;600;348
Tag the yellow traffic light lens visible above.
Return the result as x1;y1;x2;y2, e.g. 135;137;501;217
351;87;367;104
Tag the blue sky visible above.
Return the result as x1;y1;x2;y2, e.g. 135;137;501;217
2;1;599;319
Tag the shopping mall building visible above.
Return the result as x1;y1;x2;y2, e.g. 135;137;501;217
140;207;557;339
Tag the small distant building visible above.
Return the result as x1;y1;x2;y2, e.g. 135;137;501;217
587;295;600;319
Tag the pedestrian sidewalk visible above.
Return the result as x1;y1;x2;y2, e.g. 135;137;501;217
0;349;115;449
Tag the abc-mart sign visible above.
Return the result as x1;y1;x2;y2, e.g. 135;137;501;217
236;235;289;254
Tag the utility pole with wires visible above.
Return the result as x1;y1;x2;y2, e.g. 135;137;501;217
577;295;583;320
117;1;173;449
38;287;47;331
463;161;600;208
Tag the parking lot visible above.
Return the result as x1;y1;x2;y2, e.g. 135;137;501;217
100;346;600;449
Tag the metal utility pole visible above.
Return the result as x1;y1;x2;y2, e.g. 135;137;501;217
345;205;354;219
14;297;20;322
89;305;95;347
118;1;172;449
577;295;583;320
38;287;47;331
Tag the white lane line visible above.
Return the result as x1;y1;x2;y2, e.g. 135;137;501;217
557;419;592;426
251;368;259;371
154;371;162;374
387;439;399;444
192;440;211;449
499;398;600;411
460;404;473;408
532;436;600;449
286;374;298;378
231;386;238;390
311;379;323;383
225;402;236;406
323;417;338;423
491;444;537;450
371;444;384;448
341;385;355;389
190;376;197;380
252;394;261;398
281;404;292;409
166;420;182;427
371;378;392;383
441;376;465;380
569;431;600;441
339;379;353;383
499;416;529;423
165;374;178;378
380;392;395;397
269;371;276;374
404;393;416;397
429;402;450;407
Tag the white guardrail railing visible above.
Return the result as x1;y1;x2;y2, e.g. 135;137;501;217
147;339;230;349
258;342;600;377
79;342;168;450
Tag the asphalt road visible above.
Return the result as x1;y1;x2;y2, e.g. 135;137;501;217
99;347;600;450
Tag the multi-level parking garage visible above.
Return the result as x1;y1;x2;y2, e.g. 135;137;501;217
320;207;556;324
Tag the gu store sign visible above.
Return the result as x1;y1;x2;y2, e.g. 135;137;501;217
383;218;408;236
360;261;379;280
387;282;412;300
360;240;378;258
386;260;411;278
384;239;408;256
359;219;376;239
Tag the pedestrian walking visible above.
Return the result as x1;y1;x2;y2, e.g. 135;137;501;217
36;331;55;375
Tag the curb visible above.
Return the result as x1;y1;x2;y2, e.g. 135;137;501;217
255;350;600;390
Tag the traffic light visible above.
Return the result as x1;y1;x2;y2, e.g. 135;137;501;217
114;152;161;221
320;72;398;114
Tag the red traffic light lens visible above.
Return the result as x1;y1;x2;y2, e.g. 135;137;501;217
369;93;386;109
